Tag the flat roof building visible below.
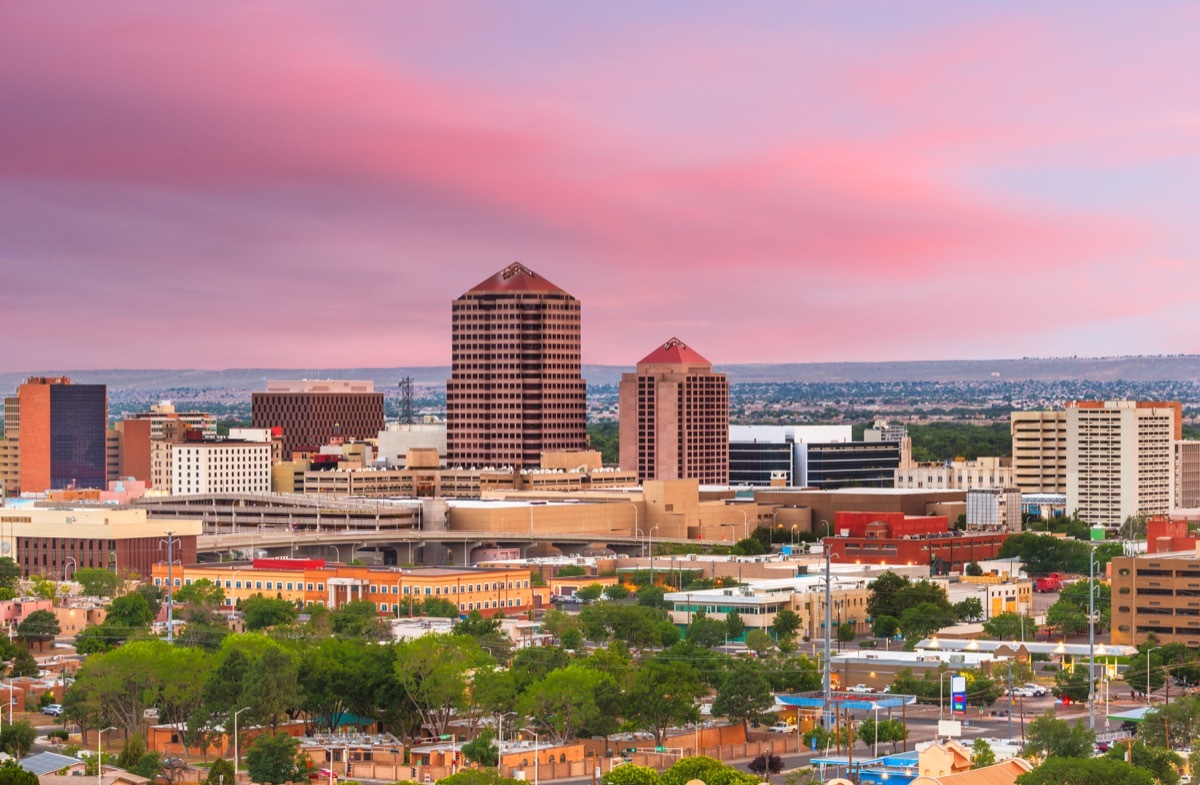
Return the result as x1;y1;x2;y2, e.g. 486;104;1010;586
252;380;384;459
17;377;108;493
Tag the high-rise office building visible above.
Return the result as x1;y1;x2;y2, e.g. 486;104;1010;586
1011;410;1067;494
17;377;108;493
252;380;384;459
619;338;729;484
446;263;587;468
1066;400;1180;529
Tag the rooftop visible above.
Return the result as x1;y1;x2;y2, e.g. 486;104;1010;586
637;337;711;367
466;262;568;296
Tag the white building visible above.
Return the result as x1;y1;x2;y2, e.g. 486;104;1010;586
1067;401;1178;529
965;487;1023;532
171;440;272;495
378;420;448;467
895;457;1013;491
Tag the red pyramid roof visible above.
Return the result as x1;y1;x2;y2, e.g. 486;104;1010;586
638;337;711;366
467;262;568;295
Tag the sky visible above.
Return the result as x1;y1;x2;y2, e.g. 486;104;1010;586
2;2;1199;372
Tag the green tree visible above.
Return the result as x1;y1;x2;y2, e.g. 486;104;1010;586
604;583;631;601
1046;600;1088;635
418;596;461;618
0;760;38;785
982;612;1029;640
965;562;984;577
659;756;758;785
1053;665;1092;703
174;578;226;606
240;595;298;630
744;629;774;656
204;759;235;785
244;732;299;785
1125;649;1167;693
241;645;301;732
107;592;156;630
867;572;911;621
8;647;37;677
557;565;587;577
1105;742;1181;785
0;720;37;758
116;733;147;770
1138;695;1200;749
837;622;855;644
332;600;389;637
518;665;610;743
772;608;801;640
971;738;995;768
395;633;491;737
872;615;900;639
136;584;164;617
637;585;671;609
461;727;499;767
15;609;60;649
686;610;727;648
561;628;583;650
1015;756;1152;785
625;660;703;745
712;659;774;735
575;584;605;602
73;567;124;598
600;765;659;785
954;598;984;622
1023;711;1095;759
0;559;19;592
899;602;953;640
725;610;746;641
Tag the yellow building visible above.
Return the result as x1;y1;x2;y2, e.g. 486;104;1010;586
151;559;535;617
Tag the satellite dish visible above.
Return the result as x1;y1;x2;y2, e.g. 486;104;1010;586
1;541;9;554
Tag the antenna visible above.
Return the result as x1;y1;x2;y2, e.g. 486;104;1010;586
399;376;415;425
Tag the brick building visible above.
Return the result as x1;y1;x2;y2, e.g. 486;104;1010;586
17;377;108;493
252;380;384;459
445;263;587;469
822;511;1008;573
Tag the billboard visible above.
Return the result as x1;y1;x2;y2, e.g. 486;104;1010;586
951;675;967;714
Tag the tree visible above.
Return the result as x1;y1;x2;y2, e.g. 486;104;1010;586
1053;665;1092;703
660;756;758;785
173;578;226;606
332;600;389;638
1046;600;1088;636
837;622;855;644
965;562;984;577
518;665;610;743
730;537;768;556
686;610;727;649
600;765;659;785
136;584;164;617
604;583;631;601
637;585;671;609
1105;742;1181;785
73;567;124;598
982;612;1029;641
117;733;148;770
1023;711;1095;759
773;608;801;640
0;721;37;758
971;738;995;769
899;602;953;640
244;732;299;785
575;584;605;602
744;629;774;656
204;759;235;785
241;646;301;733
107;592;155;630
748;754;783;783
713;659;774;735
0;559;19;592
625;660;703;744
462;727;499;767
725;610;746;641
16;610;60;649
1015;756;1152;785
954;598;984;622
8;648;37;677
1125;650;1167;693
240;595;298;630
872;615;900;639
867;572;912;621
395;633;491;737
1138;695;1200;749
0;760;38;785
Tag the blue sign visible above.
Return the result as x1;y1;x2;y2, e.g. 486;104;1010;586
951;675;967;714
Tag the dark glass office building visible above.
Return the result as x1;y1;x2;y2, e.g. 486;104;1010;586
17;377;108;492
804;441;901;489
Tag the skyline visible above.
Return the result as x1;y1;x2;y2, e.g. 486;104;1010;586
3;3;1199;373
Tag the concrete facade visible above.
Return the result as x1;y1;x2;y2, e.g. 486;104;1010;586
171;440;272;495
1010;411;1067;494
1111;547;1200;646
1067;400;1179;529
619;338;729;485
1176;440;1200;510
894;457;1013;491
445;263;587;469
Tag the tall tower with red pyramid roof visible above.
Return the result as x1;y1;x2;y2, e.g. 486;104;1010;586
446;263;587;468
619;337;729;484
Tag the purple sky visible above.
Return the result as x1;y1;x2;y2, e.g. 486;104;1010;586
2;2;1198;372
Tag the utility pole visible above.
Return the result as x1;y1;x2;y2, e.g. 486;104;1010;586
1006;661;1014;741
823;544;833;730
1089;552;1096;730
160;531;179;643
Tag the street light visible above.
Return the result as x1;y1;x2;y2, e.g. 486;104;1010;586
327;545;341;563
98;726;117;785
63;556;78;582
822;547;842;731
1147;646;1162;704
939;671;958;722
233;706;251;783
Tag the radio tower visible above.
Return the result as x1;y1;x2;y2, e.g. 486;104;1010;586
399;376;415;425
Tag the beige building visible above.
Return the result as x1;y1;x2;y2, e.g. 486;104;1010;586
1176;441;1200;510
619;338;729;485
1067;400;1179;529
128;402;217;440
171;439;272;496
1;507;201;579
1111;547;1200;646
0;438;18;496
2;395;18;439
894;457;1013;491
1010;410;1067;494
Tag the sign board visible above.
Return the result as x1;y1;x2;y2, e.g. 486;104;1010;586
937;719;963;738
951;675;967;714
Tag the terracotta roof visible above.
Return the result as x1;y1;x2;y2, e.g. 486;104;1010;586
916;758;1033;785
638;337;711;366
467;263;568;295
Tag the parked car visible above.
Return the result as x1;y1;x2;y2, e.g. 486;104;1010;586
1094;741;1111;753
767;722;794;733
1007;687;1035;698
1023;683;1048;697
41;704;64;716
846;684;875;694
309;770;338;781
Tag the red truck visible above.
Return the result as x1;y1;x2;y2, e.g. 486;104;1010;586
1034;572;1066;592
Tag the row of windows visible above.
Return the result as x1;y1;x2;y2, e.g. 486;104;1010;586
157;577;531;594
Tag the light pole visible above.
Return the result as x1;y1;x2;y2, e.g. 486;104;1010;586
498;711;517;748
98;726;117;785
872;705;880;758
159;531;180;643
1147;646;1161;704
822;547;841;730
63;557;78;582
327;545;341;563
1088;549;1098;730
939;671;957;722
734;507;749;539
648;526;657;585
233;706;250;783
